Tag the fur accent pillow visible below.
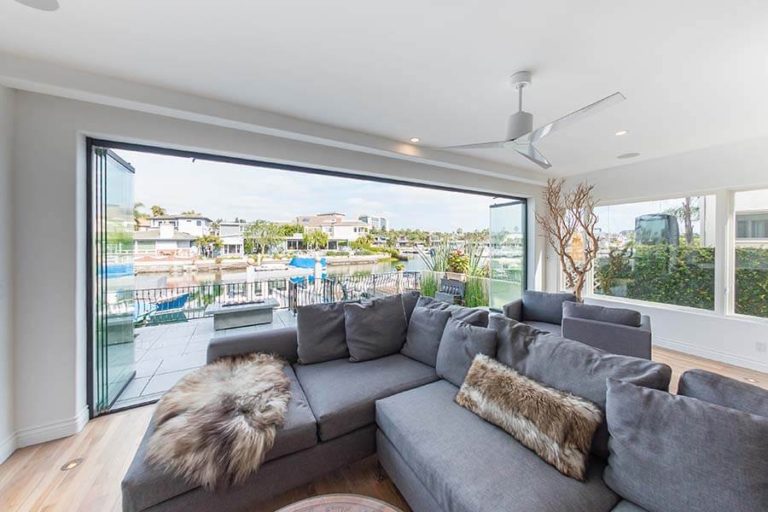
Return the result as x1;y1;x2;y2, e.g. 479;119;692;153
147;353;291;490
456;354;602;480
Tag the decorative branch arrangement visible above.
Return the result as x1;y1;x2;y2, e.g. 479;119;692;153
535;178;600;301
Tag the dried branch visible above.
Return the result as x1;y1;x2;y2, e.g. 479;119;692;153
535;178;600;300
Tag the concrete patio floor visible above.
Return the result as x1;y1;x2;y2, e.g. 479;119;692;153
112;308;297;410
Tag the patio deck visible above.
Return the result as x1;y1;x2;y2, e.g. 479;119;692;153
112;309;297;410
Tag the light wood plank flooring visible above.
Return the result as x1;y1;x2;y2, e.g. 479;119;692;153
0;348;764;512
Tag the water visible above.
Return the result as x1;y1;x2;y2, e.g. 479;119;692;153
134;257;428;290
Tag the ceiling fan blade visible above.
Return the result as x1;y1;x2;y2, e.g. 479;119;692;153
442;140;509;150
513;143;552;169
520;92;625;144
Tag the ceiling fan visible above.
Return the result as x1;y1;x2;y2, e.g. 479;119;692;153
443;71;625;169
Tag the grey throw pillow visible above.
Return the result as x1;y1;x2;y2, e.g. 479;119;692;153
678;369;768;417
604;379;768;512
435;318;497;386
401;290;421;324
416;296;488;326
296;301;348;364
489;313;671;459
401;306;452;367
344;294;407;362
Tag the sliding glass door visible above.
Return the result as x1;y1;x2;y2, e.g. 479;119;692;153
90;146;136;415
489;200;526;310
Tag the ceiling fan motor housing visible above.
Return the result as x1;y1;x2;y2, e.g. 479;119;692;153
507;111;533;141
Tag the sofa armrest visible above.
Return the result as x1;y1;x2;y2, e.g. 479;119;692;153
206;327;299;364
502;299;523;321
561;316;652;359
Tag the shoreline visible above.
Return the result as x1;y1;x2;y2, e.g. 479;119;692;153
133;254;397;274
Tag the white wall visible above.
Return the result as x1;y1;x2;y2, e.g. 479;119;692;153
567;138;768;373
0;86;14;462
8;90;544;450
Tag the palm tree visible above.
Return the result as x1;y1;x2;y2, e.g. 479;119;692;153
133;202;148;229
303;230;329;251
150;205;167;217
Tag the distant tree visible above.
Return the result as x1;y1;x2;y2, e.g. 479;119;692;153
303;230;329;251
665;197;700;245
133;202;148;229
181;209;201;216
277;223;305;237
195;234;222;258
150;205;167;217
244;220;283;264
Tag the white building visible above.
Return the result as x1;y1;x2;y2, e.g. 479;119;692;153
133;223;197;256
219;221;246;255
149;214;212;237
359;214;388;231
296;212;369;248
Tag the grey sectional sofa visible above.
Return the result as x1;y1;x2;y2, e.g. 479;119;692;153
122;293;765;512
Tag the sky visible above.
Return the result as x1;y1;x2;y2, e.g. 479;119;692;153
116;149;518;232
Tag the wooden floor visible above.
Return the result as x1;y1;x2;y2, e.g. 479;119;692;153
0;347;764;512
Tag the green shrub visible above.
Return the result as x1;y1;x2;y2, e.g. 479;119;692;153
464;276;489;308
447;250;469;274
735;248;768;318
420;272;438;298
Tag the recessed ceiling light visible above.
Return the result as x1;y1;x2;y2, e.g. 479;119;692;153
615;130;629;136
15;0;59;11
617;152;640;159
60;458;84;471
409;137;421;144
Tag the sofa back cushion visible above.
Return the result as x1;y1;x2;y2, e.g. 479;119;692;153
401;306;452;367
436;318;497;386
344;294;408;362
522;290;576;325
489;314;671;458
416;296;489;327
562;302;641;328
296;302;348;364
678;369;768;417
604;379;768;512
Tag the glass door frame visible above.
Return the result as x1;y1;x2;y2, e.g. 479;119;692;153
489;199;528;311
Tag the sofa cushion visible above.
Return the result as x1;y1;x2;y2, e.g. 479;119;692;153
523;320;560;335
435;318;497;387
401;306;452;367
344;294;408;362
677;369;768;417
522;290;576;325
293;354;437;441
603;379;768;512
121;365;316;512
610;501;648;512
296;302;348;364
401;290;421;323
489;314;671;459
376;380;619;512
416;296;489;326
563;302;641;328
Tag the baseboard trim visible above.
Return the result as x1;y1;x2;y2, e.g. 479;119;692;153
0;432;16;464
15;406;90;449
654;337;768;374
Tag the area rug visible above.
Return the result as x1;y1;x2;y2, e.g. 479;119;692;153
146;352;291;490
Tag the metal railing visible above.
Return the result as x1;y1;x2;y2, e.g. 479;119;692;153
133;271;422;326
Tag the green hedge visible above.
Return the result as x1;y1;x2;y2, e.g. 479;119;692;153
595;244;768;318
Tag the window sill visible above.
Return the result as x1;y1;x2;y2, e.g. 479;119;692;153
585;294;768;325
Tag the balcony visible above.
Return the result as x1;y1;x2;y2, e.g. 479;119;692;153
112;272;426;409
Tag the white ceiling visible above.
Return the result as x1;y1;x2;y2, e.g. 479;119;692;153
0;0;767;176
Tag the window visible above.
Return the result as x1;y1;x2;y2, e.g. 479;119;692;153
593;195;716;310
733;190;768;318
196;220;202;226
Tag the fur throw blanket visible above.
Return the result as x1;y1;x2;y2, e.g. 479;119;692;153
146;353;291;490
